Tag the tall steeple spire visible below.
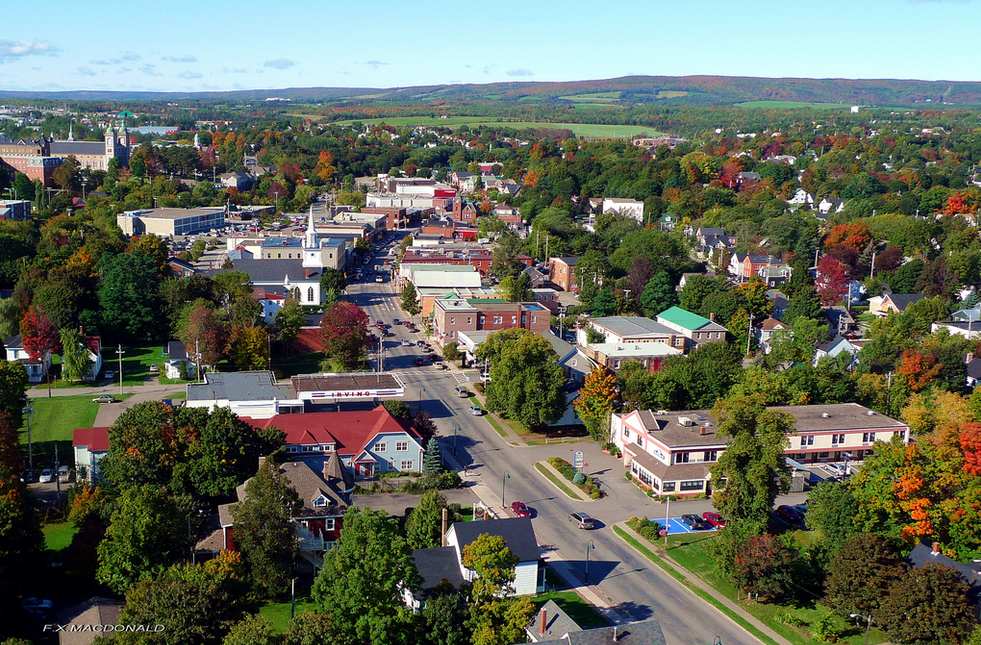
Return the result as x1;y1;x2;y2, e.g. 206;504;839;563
305;206;317;249
68;122;75;141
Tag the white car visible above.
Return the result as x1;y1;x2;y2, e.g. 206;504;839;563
826;463;846;476
38;469;53;483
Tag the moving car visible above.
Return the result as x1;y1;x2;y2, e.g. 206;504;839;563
401;339;412;346
393;318;400;325
569;512;595;529
469;405;483;416
681;514;707;530
93;395;116;403
375;275;384;283
776;505;803;523
702;512;726;529
38;469;54;484
511;501;532;518
414;357;427;366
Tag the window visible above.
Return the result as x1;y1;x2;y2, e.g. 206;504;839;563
375;442;388;453
894;430;906;441
675;452;690;464
614;360;621;369
450;317;455;325
401;460;414;470
680;480;704;492
307;287;314;302
862;432;876;443
324;541;337;551
662;481;676;492
314;496;327;507
479;316;486;324
324;518;335;531
532;316;537;323
511;316;517;324
800;435;814;448
396;441;408;452
703;450;718;462
467;317;472;325
623;429;631;441
494;316;502;324
831;434;845;445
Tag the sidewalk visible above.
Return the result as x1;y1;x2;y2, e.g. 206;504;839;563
614;521;795;645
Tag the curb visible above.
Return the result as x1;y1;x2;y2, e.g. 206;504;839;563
534;461;589;501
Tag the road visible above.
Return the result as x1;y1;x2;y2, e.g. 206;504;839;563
344;237;768;645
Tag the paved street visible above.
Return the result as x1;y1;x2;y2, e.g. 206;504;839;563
345;239;785;645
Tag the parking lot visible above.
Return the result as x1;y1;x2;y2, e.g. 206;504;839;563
659;516;721;536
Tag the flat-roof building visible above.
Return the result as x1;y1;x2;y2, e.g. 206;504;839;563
117;207;226;237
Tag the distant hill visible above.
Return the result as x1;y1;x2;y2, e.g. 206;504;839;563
2;75;979;107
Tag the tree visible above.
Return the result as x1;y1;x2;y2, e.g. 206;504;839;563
231;460;302;599
406;489;447;549
804;481;858;551
319;301;370;371
419;588;470;645
679;274;723;313
879;564;975;645
826;534;904;620
320;268;347;296
462;533;518;599
275;298;306;354
20;306;60;363
96;485;189;594
816;255;850;306
491;233;525;278
114;551;252;645
52;155;81;191
230;325;269;371
382;399;412;419
400;282;421;316
413;410;437;445
710;394;794;527
640;271;677;317
731;534;796;601
222;614;278;645
443;342;461;363
506;273;532;303
782;285;824;324
477;329;566;428
462;534;534;645
574;366;620;440
59;326;90;382
422;437;443;474
591;287;617;317
98;251;161;343
312;507;420;645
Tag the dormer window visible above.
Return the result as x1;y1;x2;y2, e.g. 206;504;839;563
313;495;328;507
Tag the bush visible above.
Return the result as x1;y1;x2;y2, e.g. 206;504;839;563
628;517;662;542
781;612;807;628
473;382;485;394
625;471;633;481
589;489;602;499
572;472;585;485
602;442;622;458
810;612;842;643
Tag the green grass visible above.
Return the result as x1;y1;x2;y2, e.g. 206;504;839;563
258;596;318;634
330;116;661;138
613;526;781;645
559;91;623;102
532;590;609;628
42;521;79;552
168;392;187;400
534;462;583;500
483;413;508;438
734;101;853;110
24;395;102;444
620;526;889;645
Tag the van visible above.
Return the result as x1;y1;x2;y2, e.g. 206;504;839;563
57;465;70;482
455;386;469;398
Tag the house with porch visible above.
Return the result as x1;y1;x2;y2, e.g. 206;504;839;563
578;316;686;352
3;334;50;383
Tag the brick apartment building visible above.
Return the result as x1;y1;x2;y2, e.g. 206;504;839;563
400;249;533;275
432;295;551;345
547;257;579;292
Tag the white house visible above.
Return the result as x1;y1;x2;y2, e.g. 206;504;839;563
3;335;50;383
445;518;543;596
72;426;110;481
164;341;198;380
601;198;645;223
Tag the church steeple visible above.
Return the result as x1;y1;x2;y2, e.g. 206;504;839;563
68;123;75;141
305;207;317;249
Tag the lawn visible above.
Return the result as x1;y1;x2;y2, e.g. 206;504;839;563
42;521;78;552
532;590;608;629
273;351;324;378
258;596;318;634
330;116;661;138
23;394;102;444
734;101;853;110
626;527;891;645
534;462;583;500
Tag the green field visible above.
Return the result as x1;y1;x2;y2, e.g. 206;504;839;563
734;101;854;109
43;521;79;552
330;116;661;138
559;91;622;102
258;596;318;634
23;394;102;444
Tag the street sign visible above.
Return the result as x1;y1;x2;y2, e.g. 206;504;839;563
574;451;584;469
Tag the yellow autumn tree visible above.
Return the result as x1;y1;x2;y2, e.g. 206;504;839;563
574;366;621;441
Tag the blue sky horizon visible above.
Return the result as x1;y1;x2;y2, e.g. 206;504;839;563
2;0;980;93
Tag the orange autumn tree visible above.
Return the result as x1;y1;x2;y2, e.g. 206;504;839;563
574;366;621;441
897;350;942;391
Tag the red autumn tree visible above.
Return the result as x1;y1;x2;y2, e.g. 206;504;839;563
824;222;872;255
898;350;942;392
319;302;370;371
815;255;850;306
960;422;981;477
20;307;61;361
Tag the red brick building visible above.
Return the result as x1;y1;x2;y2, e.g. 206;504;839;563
400;249;533;275
432;295;551;345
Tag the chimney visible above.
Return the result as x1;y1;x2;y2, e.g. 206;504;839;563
539;608;547;636
968;353;975;365
700;426;707;435
709;312;715;322
441;508;449;547
932;542;942;556
322;460;330;480
305;267;310;279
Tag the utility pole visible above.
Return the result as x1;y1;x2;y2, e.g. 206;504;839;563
23;399;33;472
54;443;61;510
746;312;754;356
116;344;124;396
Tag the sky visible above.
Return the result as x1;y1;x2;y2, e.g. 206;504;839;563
1;0;980;94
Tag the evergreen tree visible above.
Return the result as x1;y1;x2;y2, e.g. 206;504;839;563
405;489;447;549
422;437;443;473
400;282;421;316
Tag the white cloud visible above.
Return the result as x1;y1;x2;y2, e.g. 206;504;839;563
77;66;96;76
360;60;389;70
164;55;197;63
178;70;203;79
141;64;162;77
0;38;51;62
264;58;296;69
506;68;533;77
122;52;141;61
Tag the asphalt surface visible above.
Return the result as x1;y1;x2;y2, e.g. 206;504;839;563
345;237;800;645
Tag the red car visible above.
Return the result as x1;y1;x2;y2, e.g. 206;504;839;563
702;512;726;529
510;501;532;518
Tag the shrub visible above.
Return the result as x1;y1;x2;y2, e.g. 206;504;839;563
781;612;807;627
625;471;633;481
589;489;602;499
474;382;485;394
810;613;842;643
628;517;662;542
572;472;585;485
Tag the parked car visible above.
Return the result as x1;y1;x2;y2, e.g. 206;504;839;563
93;395;116;403
393;318;400;325
401;339;412;346
375;275;384;283
793;504;808;517
21;468;33;483
104;371;114;379
57;465;70;482
149;364;159;373
375;320;384;327
826;463;846;476
511;501;532;518
456;387;469;398
776;505;803;523
569;512;595;529
469;405;483;416
21;597;53;619
702;512;726;529
38;469;53;484
681;514;707;530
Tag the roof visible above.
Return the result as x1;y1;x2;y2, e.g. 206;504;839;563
210;259;320;284
587;342;681;359
124;206;225;221
816;336;857;354
629;449;712;482
72;426;110;452
624;409;725;449
967;356;981;381
771;403;906;433
58;597;125;645
50;140;106;156
760;317;791;332
551;256;579;266
186;370;296;402
590;316;677;339
166;341;188;361
532;621;667;645
530;599;582;640
908;543;981;603
274;461;348;516
412;546;467;596
244;406;420;458
656;306;722;332
885;293;926;311
449;518;540;563
291;372;403;394
3;334;22;349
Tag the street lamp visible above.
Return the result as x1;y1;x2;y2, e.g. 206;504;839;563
23;399;34;471
584;540;596;585
849;613;873;645
453;424;460;457
501;470;511;508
